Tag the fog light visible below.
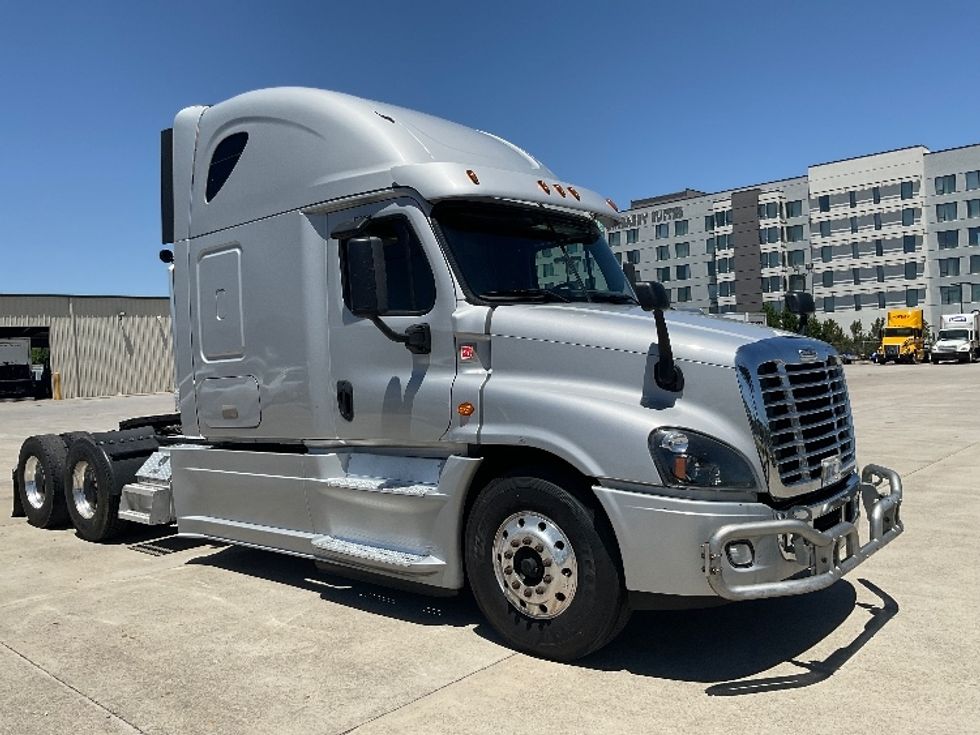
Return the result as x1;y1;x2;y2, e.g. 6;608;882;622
726;541;754;568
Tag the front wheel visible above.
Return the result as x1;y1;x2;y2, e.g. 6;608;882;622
464;473;629;661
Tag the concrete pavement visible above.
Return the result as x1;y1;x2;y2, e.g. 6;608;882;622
1;367;978;734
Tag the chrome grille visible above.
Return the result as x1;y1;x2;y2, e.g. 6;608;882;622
756;357;855;487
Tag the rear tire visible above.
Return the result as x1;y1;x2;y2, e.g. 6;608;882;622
64;437;125;542
464;472;629;661
16;435;70;528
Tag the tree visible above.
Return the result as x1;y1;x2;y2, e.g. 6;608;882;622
820;319;847;352
779;309;800;333
762;302;780;328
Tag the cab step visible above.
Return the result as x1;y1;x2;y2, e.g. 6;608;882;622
310;535;444;576
322;475;436;496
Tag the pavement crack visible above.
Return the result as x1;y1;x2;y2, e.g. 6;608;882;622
0;639;148;734
902;441;980;479
338;652;517;734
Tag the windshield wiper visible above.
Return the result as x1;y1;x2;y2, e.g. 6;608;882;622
481;288;572;303
586;291;639;305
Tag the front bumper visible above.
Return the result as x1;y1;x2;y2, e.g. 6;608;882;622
593;464;902;599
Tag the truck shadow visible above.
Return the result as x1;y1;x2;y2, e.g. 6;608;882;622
580;578;897;693
187;544;897;690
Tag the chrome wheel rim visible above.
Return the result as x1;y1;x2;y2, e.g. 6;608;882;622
23;456;45;509
71;460;97;520
492;511;578;620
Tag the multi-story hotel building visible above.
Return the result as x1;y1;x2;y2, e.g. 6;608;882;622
609;144;980;329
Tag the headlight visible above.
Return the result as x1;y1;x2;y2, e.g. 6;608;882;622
958;345;969;351
650;428;757;489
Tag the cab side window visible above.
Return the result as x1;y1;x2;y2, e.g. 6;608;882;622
342;217;436;315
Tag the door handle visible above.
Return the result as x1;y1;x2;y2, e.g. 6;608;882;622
337;381;354;422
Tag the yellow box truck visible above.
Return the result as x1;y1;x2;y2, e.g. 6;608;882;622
878;308;926;364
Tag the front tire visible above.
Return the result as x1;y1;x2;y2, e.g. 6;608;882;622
16;435;70;528
464;472;629;661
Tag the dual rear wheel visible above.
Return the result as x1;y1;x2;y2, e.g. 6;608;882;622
16;434;125;541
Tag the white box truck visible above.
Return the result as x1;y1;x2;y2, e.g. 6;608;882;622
931;312;980;363
10;88;903;660
0;338;33;398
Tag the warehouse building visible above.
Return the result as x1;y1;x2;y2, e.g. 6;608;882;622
0;294;174;399
610;143;980;330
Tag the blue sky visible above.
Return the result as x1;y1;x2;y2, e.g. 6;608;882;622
2;0;979;296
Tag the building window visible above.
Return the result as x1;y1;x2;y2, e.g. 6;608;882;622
821;245;832;262
874;213;882;230
674;241;689;258
905;262;917;280
906;289;919;307
968;199;980;218
851;242;860;259
676;286;691;303
655;223;669;239
852;267;861;285
970;227;980;246
875;239;883;256
767;226;779;243
967;171;980;191
675;219;689;237
770;251;781;267
789;274;806;291
626;228;639;244
717;258;729;274
706;236;716;254
873;186;881;204
656;266;670;282
970;254;980;274
902;208;915;226
715;210;730;227
849;191;857;208
876;265;885;282
719;281;731;297
765;202;777;219
850;216;858;234
759;229;767;246
716;233;730;250
608;231;621;247
935;174;956;195
819;220;831;238
788;249;805;267
877;293;886;309
973;284;980;302
822;270;834;287
627;249;641;264
707;260;716;277
676;264;691;280
823;296;835;312
656;245;670;260
937;202;958;222
854;294;862;311
940;285;962;305
901;181;914;200
786;200;803;217
818;195;830;212
937;230;959;249
904;234;917;253
787;224;804;242
939;257;961;277
614;252;622;264
704;215;715;231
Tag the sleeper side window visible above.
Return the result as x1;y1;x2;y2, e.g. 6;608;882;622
341;217;436;315
205;132;249;202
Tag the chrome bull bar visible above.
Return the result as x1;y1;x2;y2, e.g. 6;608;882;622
702;464;903;601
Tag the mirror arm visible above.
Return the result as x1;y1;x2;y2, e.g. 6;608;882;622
653;309;684;392
368;316;431;355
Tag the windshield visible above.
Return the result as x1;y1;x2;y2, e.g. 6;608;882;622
432;201;635;304
939;329;969;341
884;327;915;338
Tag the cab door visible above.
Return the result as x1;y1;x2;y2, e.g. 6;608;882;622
324;198;457;444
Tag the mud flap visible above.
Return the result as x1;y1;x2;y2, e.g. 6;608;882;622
11;467;25;517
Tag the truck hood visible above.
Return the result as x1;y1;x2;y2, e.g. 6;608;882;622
488;303;790;368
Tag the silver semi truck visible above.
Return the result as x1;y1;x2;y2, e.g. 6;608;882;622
11;88;903;660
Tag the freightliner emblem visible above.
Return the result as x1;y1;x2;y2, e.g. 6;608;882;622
798;348;818;362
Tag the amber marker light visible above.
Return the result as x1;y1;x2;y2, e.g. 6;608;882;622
537;180;551;194
466;169;480;185
567;186;581;200
606;198;619;212
554;184;566;198
458;402;475;417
